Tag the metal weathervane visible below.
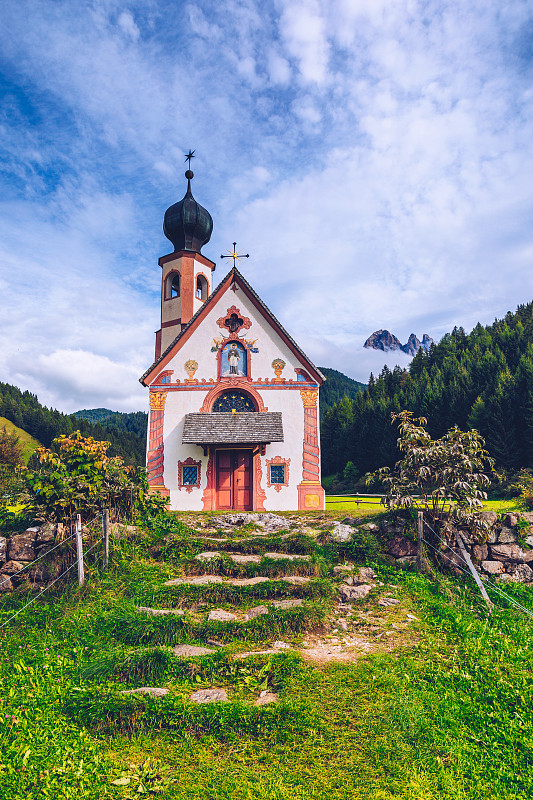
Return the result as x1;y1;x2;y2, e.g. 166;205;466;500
184;149;195;168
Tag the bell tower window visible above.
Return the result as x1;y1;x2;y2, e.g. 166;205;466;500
196;275;208;301
171;274;180;298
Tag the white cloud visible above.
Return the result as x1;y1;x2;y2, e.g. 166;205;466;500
118;11;140;41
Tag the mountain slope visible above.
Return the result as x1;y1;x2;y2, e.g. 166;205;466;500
0;416;41;464
322;302;533;476
318;367;365;417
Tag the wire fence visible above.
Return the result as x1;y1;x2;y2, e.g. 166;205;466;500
0;510;110;630
420;517;533;620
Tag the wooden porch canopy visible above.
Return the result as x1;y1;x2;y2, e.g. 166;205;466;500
182;412;284;445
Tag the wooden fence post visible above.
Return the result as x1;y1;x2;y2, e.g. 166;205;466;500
75;514;85;587
102;509;110;569
417;511;432;575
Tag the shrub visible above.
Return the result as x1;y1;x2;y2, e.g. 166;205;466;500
23;431;165;525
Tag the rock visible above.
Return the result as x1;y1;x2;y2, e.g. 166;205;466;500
338;584;372;601
165;575;223;586
500;563;533;583
343;576;354;585
355;566;376;583
136;606;184;616
255;692;278;706
473;544;489;561
364;329;402;352
273;640;291;649
388;534;417;559
332;564;355;575
526;536;533;548
272;599;303;610
35;523;56;544
341;517;359;526
481;560;504;574
487;528;498;544
0;575;14;592
0;537;6;563
7;533;36;562
244;605;269;620
397;556;417;565
330;524;354;543
195;551;222;561
490;544;533;563
208;608;238;622
0;560;26;585
228;577;269;586
121;687;169;698
171;645;215;657
227;554;261;564
282;576;311;585
378;597;400;606
189;688;228;703
503;513;519;528
497;527;517;544
479;510;498;528
264;552;310;561
361;523;379;532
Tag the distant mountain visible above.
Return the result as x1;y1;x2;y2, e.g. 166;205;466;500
318;367;365;417
364;329;434;355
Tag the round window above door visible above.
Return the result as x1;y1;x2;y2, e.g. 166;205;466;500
212;391;256;412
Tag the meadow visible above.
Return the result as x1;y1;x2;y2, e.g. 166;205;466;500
0;512;532;800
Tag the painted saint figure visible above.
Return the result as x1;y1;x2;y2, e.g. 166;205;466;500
221;340;247;377
228;344;240;374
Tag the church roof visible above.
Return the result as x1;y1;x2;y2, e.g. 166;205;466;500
182;412;284;444
140;267;326;386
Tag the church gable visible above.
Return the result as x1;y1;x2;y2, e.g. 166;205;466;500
141;268;324;388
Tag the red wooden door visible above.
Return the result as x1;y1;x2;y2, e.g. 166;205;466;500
216;450;252;510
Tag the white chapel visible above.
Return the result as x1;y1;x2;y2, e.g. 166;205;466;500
140;166;325;512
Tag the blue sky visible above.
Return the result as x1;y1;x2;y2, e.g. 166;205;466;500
1;0;533;412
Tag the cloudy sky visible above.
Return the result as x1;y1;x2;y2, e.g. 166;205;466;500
1;0;532;413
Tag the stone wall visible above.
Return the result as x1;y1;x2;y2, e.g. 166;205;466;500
0;523;65;592
381;511;533;583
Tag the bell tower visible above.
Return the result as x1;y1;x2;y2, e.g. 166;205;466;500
155;158;215;359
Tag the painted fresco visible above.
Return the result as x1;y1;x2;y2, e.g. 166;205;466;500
221;341;247;376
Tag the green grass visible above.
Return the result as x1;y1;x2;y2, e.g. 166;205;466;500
0;416;41;464
326;494;523;516
2;515;533;798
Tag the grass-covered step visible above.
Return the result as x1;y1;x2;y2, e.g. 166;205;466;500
64;686;310;739
80;646;301;692
142;577;332;609
104;599;329;646
183;552;324;579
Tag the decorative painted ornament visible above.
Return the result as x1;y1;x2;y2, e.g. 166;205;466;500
184;359;199;380
271;357;286;381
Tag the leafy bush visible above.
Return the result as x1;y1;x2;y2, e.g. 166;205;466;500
376;411;494;529
23;431;165;525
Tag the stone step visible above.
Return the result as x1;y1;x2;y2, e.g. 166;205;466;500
207;599;305;623
194;551;311;564
136;606;184;616
163;575;312;587
171;644;216;657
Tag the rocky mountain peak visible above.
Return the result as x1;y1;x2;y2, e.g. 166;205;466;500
364;330;434;355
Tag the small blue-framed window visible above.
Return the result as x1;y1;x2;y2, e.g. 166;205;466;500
183;465;199;485
270;464;285;484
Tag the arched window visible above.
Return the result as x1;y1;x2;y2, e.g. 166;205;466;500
171;274;180;298
212;391;256;412
165;272;180;300
196;274;208;301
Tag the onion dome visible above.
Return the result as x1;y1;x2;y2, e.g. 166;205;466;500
163;170;213;253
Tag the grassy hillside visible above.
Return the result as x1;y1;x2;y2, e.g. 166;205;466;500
0;416;41;464
1;511;532;799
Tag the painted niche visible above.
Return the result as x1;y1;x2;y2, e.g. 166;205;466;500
221;341;247;377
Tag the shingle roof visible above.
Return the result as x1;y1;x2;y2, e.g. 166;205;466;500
140;266;325;386
182;412;284;444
